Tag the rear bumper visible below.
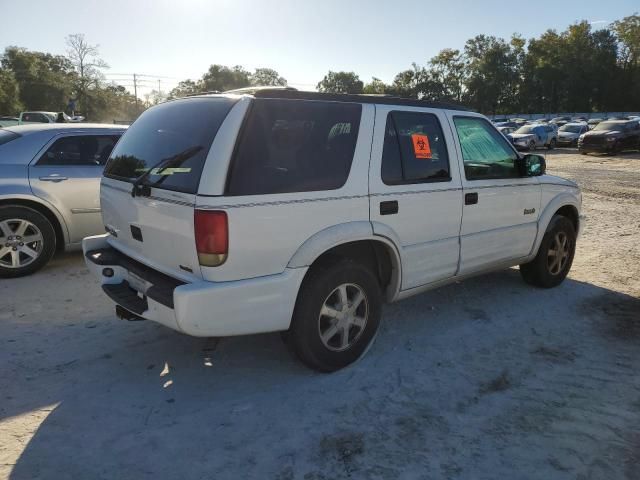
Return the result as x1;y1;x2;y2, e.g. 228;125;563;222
83;234;308;337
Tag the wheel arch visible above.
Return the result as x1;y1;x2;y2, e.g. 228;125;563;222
532;193;580;256
0;196;68;251
287;222;402;301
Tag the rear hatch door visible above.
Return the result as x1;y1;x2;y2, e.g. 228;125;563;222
100;96;238;282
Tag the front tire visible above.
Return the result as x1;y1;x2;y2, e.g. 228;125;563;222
287;260;382;372
547;138;556;150
0;206;56;278
520;215;576;288
528;140;536;151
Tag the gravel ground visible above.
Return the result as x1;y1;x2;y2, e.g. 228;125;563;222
1;150;639;480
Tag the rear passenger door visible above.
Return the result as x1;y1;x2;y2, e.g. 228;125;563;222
29;133;121;243
449;115;541;274
369;107;463;290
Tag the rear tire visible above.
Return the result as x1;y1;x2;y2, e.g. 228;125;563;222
0;206;56;278
287;259;382;372
520;215;576;288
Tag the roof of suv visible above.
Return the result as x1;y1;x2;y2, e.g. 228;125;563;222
219;89;471;111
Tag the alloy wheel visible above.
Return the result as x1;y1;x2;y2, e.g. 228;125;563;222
0;219;44;269
547;231;570;275
318;283;369;352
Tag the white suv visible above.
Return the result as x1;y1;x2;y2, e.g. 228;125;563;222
83;90;583;372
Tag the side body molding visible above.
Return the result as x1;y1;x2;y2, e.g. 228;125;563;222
287;221;403;301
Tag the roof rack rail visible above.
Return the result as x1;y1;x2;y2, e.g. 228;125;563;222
251;89;471;111
185;90;221;97
223;86;298;94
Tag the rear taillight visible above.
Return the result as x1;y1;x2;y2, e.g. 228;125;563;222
194;210;228;267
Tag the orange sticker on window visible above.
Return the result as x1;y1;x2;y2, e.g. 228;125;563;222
411;134;432;159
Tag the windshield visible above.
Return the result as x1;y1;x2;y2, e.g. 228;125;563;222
104;97;238;194
559;125;583;133
514;126;536;134
593;122;623;132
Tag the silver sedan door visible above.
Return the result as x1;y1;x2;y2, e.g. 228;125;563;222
29;133;121;243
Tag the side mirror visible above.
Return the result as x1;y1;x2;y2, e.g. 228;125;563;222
521;153;546;176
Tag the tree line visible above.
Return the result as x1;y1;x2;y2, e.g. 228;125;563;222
0;14;638;121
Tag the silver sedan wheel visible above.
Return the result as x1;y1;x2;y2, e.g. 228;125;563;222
318;283;368;352
0;219;44;269
547;231;570;275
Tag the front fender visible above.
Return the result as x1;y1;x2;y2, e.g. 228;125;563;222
532;192;581;255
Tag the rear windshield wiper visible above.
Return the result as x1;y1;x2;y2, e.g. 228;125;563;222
131;146;203;197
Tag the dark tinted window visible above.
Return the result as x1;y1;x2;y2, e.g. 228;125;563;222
22;113;48;123
0;130;20;146
226;99;361;196
381;111;450;185
38;135;121;166
453;116;520;180
104;97;237;194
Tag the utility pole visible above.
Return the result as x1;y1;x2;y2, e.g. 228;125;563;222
158;79;162;104
133;73;139;109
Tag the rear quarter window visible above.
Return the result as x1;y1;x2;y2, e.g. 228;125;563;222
226;98;362;196
104;97;238;194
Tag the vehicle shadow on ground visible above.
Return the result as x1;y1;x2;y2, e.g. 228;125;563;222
4;264;640;479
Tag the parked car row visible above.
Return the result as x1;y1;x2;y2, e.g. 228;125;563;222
492;115;640;153
0;111;85;128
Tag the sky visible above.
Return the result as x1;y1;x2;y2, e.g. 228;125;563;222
1;0;638;97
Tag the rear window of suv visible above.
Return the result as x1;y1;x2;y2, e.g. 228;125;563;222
0;130;20;146
226;98;361;196
104;97;238;194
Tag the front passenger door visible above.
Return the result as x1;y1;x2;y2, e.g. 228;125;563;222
29;133;121;243
450;115;541;274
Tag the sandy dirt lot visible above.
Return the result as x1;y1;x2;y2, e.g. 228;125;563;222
1;150;639;480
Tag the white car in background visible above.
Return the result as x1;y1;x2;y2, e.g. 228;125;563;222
510;124;557;150
19;111;85;124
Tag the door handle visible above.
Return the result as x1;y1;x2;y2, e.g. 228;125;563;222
380;200;399;215
39;175;68;182
465;192;478;205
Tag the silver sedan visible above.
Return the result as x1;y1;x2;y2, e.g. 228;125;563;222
0;124;126;277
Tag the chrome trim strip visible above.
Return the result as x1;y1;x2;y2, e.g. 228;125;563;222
198;194;368;209
371;188;461;197
71;208;101;214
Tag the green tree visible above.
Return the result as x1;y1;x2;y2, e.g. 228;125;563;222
463;35;521;114
612;14;640;109
387;64;428;98
200;64;251;92
168;79;200;98
317;71;363;94
362;77;388;94
428;49;466;102
0;68;22;114
1;47;75;111
250;68;287;86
